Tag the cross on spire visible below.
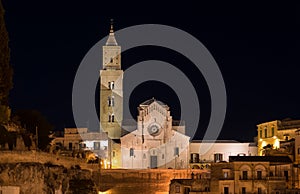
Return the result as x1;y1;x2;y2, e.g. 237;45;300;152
110;19;114;33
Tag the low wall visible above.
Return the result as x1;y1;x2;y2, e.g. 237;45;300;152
0;151;91;169
0;151;208;194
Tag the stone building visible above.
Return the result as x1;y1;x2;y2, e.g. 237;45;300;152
257;119;300;156
99;22;123;169
99;22;123;140
52;128;109;160
170;156;298;194
189;140;257;169
121;98;190;169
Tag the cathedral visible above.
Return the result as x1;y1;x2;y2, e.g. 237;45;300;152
99;23;190;169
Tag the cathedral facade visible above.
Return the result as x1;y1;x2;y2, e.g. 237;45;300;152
121;99;190;169
99;24;190;169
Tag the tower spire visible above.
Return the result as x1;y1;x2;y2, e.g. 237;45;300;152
106;19;118;46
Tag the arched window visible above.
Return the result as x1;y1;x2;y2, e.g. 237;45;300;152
108;96;115;107
111;114;115;122
111;96;115;107
108;96;111;106
130;148;134;157
108;81;114;90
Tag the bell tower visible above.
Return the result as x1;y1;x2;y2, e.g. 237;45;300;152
100;20;123;140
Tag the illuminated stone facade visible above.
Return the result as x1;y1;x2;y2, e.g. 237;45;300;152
121;99;190;169
52;128;109;159
99;23;123;140
257;119;300;156
189;140;257;169
170;156;297;194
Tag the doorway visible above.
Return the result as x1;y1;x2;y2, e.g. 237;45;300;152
150;156;157;168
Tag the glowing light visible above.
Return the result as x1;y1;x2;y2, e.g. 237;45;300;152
273;136;277;139
259;138;262;141
104;159;107;169
274;139;280;149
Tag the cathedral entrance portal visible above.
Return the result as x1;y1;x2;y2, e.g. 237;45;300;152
150;156;157;168
150;148;158;168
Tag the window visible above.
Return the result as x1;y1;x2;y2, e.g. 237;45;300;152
110;58;113;63
222;169;230;179
111;114;115;122
242;187;246;194
69;143;73;150
224;171;228;178
108;96;111;106
284;170;288;181
298;148;300;155
258;187;262;194
108;96;114;107
270;171;274;176
108;113;115;122
174;147;179;156
264;128;267;138
143;153;146;159
257;170;262;179
112;151;115;157
190;153;200;163
175;185;180;193
162;154;164;159
260;130;262;138
214;153;223;162
108;81;114;90
111;96;115;106
224;187;229;194
242;171;248;180
94;142;100;150
130;148;134;157
272;127;275;136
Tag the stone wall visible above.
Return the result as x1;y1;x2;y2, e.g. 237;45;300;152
0;151;206;194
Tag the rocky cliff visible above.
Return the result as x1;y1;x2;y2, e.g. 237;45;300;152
0;162;97;194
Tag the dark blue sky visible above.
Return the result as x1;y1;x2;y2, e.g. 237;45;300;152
2;1;299;141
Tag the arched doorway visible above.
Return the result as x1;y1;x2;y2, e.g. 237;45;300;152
149;148;158;168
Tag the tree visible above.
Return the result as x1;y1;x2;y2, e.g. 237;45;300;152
0;0;13;124
0;124;17;150
13;110;53;150
0;124;8;147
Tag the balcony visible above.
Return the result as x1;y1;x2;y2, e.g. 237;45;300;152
238;176;286;181
219;177;234;180
189;159;200;163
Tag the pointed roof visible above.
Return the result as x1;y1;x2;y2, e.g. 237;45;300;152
105;20;118;46
140;97;168;107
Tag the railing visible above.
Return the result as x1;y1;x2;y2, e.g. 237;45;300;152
267;176;286;180
238;176;286;181
219;177;234;180
189;159;200;163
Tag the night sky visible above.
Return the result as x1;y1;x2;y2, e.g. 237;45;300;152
2;1;299;141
